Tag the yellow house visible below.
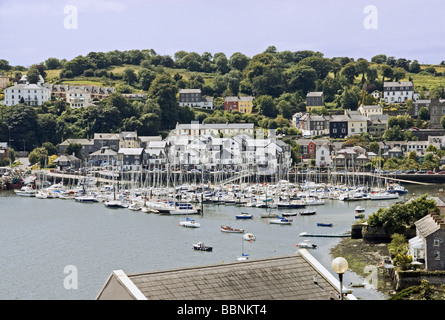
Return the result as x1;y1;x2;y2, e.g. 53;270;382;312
238;96;254;114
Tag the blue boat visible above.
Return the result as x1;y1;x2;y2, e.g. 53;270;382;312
317;223;333;227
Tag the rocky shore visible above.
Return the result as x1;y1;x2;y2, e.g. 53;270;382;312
330;237;396;298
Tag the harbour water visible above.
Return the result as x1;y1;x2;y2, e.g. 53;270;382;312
0;183;443;300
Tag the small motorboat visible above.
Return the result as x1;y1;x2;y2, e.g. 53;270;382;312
237;253;250;261
296;240;317;249
269;216;293;225
236;213;253;219
192;242;212;251
299;209;316;216
317;222;333;227
243;233;256;241
281;212;298;217
355;206;365;213
220;225;244;233
179;217;200;228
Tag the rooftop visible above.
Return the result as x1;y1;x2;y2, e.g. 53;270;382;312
96;250;355;300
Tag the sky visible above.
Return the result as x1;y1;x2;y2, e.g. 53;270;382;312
1;0;445;67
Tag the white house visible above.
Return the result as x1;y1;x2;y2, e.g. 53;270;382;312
315;145;331;167
67;88;92;108
358;105;383;119
383;81;415;103
3;82;51;106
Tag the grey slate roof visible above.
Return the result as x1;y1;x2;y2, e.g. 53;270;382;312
96;250;356;300
415;213;445;237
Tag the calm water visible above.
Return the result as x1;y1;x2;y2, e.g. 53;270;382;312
0;184;442;300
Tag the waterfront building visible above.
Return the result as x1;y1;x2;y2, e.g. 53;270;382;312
96;250;356;300
117;148;144;171
53;154;81;171
119;131;139;149
58;138;95;158
88;146;118;167
170;122;254;138
410;212;445;271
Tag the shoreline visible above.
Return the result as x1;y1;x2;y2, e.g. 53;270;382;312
330;237;395;299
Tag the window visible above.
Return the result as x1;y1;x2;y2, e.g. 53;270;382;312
434;238;440;246
434;250;440;260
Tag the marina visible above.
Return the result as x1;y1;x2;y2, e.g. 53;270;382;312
1;173;444;300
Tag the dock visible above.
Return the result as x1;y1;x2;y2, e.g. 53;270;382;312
299;232;351;238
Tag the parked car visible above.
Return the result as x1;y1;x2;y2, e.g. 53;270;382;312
437;171;445;174
427;171;435;174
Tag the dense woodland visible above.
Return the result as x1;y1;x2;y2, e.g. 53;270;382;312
1;46;445;166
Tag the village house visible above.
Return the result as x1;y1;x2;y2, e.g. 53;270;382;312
53;154;81;171
93;133;120;152
88;146;118;167
3;81;51;106
295;139;330;160
178;88;213;110
58;138;95;158
383;81;416;104
329;115;348;139
367;115;389;137
358;105;383;118
426;98;445;128
315;143;331;167
344;110;367;136
170;122;255;138
223;96;254;114
117;148;144;171
411;99;431;117
119;131;139;149
298;114;329;137
409;212;445;271
305;91;324;112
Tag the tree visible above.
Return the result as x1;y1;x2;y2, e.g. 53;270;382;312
28;147;48;166
123;68;137;86
371;54;387;64
340;86;360;110
409;60;421;73
44;57;62;70
381;65;394;82
255;95;278;118
138;68;156;91
284;64;317;93
228;52;250;71
65;143;82;159
341;63;358;84
148;74;179;129
418;107;429;121
355;58;370;83
26;67;41;83
298;56;333;80
393;67;406;81
383;125;405;141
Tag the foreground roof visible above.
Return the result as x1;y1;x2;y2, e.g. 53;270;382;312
96;250;356;300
